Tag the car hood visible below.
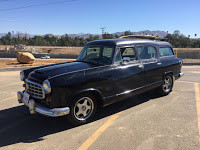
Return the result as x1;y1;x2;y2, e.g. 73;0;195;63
28;61;93;82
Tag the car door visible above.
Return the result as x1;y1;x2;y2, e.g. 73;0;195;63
113;46;145;95
135;45;163;85
157;46;177;75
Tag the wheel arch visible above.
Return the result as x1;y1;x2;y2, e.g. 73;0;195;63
163;71;173;80
67;88;104;107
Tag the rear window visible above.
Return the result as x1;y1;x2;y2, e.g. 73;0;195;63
159;47;174;57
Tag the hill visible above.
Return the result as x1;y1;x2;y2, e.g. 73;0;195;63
0;30;167;39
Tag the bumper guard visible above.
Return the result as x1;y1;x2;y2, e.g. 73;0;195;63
17;91;70;117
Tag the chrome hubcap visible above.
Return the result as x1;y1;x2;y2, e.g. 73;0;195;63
163;76;172;92
74;97;94;121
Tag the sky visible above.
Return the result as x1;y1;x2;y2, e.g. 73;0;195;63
0;0;199;38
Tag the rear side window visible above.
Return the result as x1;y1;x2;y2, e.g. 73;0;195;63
136;46;156;60
122;48;136;60
159;47;174;57
114;47;137;62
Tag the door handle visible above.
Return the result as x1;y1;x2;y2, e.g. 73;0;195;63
157;62;162;65
138;64;144;69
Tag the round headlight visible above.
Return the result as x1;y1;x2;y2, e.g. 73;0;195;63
43;80;51;94
20;71;25;81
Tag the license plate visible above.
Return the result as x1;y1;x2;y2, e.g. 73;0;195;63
23;92;30;106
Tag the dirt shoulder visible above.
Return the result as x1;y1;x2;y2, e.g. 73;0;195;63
0;59;199;68
182;59;200;62
0;59;74;68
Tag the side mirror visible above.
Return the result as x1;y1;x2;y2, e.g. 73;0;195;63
123;57;130;62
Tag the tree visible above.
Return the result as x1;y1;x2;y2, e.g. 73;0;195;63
44;34;59;46
195;34;197;39
114;34;119;38
0;32;12;45
87;34;94;41
29;36;48;46
1;30;199;48
103;32;114;39
124;30;133;36
173;30;180;36
94;35;100;40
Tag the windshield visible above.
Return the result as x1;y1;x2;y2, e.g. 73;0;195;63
77;46;114;65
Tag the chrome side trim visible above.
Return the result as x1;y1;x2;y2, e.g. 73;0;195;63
104;80;162;99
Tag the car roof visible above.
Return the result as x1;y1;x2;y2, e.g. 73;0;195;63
86;39;172;47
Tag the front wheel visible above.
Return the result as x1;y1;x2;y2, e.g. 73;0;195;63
158;74;174;95
67;93;97;126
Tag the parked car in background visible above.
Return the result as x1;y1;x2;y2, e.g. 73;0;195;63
41;55;50;59
15;44;25;48
17;39;183;125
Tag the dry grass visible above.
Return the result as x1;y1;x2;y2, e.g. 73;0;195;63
0;59;73;68
183;59;200;62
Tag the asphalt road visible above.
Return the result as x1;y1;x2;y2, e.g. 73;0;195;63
0;66;200;150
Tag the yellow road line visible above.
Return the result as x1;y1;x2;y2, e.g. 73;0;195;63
177;80;196;84
0;95;17;102
78;112;122;150
0;82;21;88
195;83;200;143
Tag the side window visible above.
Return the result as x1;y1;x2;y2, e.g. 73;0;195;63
114;47;137;63
115;48;122;62
102;47;113;57
136;46;156;60
159;47;174;57
102;47;113;63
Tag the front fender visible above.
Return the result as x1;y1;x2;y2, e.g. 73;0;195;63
67;88;104;106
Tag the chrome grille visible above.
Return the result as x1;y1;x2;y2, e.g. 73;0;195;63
25;79;45;99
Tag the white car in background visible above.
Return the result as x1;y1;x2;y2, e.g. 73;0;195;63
41;55;50;59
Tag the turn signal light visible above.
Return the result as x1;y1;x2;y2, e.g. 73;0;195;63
46;97;51;103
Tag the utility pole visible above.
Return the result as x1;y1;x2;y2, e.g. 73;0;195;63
100;27;106;39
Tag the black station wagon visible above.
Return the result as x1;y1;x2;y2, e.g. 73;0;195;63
17;39;184;125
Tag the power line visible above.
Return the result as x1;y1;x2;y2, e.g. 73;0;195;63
0;0;78;12
100;27;106;39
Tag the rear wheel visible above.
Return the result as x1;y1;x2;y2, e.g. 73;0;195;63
67;93;97;126
158;74;174;95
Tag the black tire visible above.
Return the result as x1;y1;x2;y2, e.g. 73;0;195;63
158;74;174;96
67;93;97;126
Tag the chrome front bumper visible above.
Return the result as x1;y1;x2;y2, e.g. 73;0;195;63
17;91;70;117
179;72;184;77
174;72;184;80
